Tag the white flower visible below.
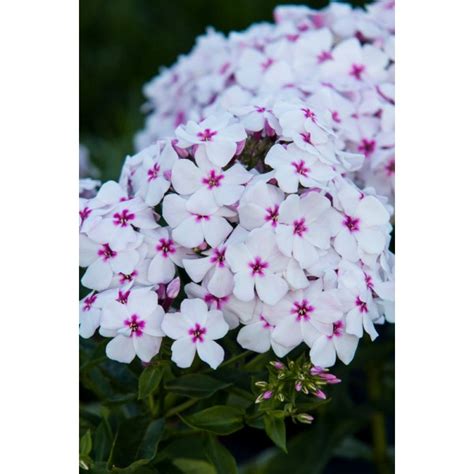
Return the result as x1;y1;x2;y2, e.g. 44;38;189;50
230;96;281;135
171;152;252;207
162;193;234;248
100;288;165;363
162;298;229;369
226;228;289;305
175;112;246;167
265;143;336;193
79;291;102;338
275;192;333;269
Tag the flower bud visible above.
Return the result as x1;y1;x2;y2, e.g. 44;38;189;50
310;366;324;376
271;361;285;370
314;389;326;400
255;381;267;388
295;381;302;392
296;413;314;424
166;277;181;299
263;390;273;400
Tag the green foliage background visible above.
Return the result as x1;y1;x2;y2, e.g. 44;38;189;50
80;1;394;473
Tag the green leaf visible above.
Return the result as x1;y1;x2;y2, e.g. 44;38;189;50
180;406;244;435
138;364;164;400
165;374;232;399
108;417;165;472
80;430;93;456
203;433;238;474
263;413;286;453
173;459;216;474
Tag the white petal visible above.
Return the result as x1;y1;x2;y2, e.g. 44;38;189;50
171;338;197;368
127;289;158;319
237;323;271;353
233;272;255;302
81;259;113;291
106;335;136;363
205;310;229;339
162;194;189;228
255;274;288;305
346;308;363;338
207;266;234;298
144;306;166;337
226;243;252;273
357;196;390;227
334;334;359;365
197;339;225;369
205;140;236;167
133;334;162;362
181;298;209;324
272;316;303;348
182;256;212;283
356;229;386;255
172;216;204;248
162;312;191;339
148;255;176;284
203;216;233;248
334;228;359;261
310;336;336;368
171;159;203;195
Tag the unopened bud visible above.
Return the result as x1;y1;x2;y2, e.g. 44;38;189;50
295;381;302;392
271;361;285;370
314;389;326;400
296;413;314;424
255;381;267;388
310;366;324;376
263;390;273;400
166;277;181;299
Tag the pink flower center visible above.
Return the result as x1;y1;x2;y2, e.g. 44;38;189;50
204;293;229;310
358;139;376;158
193;214;210;222
202;169;224;189
331;111;341;123
364;273;374;291
293;218;308;237
197;128;218;142
98;243;117;261
264;205;279;227
301;107;317;122
189;323;207;343
355;296;369;313
113;209;135;227
300;131;313;144
125;314;145;337
260;314;274;329
317;50;333;63
80;207;92;223
83;294;97;311
210;247;226;267
255;106;266;113
116;290;130;304
385;158;395;176
328;320;344;339
350;63;365;81
291;160;310;177
261;58;274;70
249;256;269;277
343;215;360;233
147;163;161;181
156;238;176;258
291;299;315;321
119;271;137;285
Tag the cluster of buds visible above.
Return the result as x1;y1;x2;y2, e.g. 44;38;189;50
254;358;341;424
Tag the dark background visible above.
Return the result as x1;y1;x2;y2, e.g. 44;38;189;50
80;1;393;473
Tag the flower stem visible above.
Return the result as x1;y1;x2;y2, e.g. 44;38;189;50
164;398;198;419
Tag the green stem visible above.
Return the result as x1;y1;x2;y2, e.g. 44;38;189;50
164;398;199;419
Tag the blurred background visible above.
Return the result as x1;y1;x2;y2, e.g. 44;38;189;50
80;1;394;473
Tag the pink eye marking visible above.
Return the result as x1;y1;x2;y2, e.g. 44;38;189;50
286;33;300;42
118;271;137;285
317;50;333;63
174;110;186;127
98;243;117;261
291;159;310;177
189;323;207;343
204;293;229;310
255;106;266;113
259;314;274;329
202;169;224;189
197;128;218;142
261;58;274;70
293;218;308;237
249;256;269;277
385;158;395;176
116;290;131;304
80;207;92;223
264;205;279;227
364;273;374;291
219;62;230;75
350;63;365;81
83;294;97;312
355;296;369;313
343;215;360;233
193;214;210;223
210;247;226;268
291;299;315;321
300;131;313;144
331;111;341;123
311;13;325;28
358;139;376;158
124;314;145;337
156;238;176;258
113;209;135;227
147;163;161;181
328;320;344;339
301;107;317;122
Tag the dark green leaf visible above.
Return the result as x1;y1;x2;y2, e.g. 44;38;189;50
180;406;244;435
165;374;232;399
80;429;93;456
173;459;216;474
138;364;164;400
203;433;238;474
263;413;286;453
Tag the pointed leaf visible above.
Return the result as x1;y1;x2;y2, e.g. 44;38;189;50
180;406;244;436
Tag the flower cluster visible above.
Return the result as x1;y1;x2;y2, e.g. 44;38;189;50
80;1;394;372
136;0;395;202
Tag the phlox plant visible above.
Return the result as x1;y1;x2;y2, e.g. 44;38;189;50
79;1;394;472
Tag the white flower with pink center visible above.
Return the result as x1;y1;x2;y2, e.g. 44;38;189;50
131;141;178;206
171;152;252;207
162;192;234;249
275;192;333;269
100;288;165;363
185;281;256;329
331;181;391;262
230;96;281;136
226;228;289;305
161;298;229;369
271;282;343;353
320;37;389;91
238;181;284;231
175;112;246;167
80;234;143;291
79;291;103;338
265;143;336;193
309;318;359;367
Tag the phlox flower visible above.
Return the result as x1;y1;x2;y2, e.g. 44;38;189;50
79;291;103;338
